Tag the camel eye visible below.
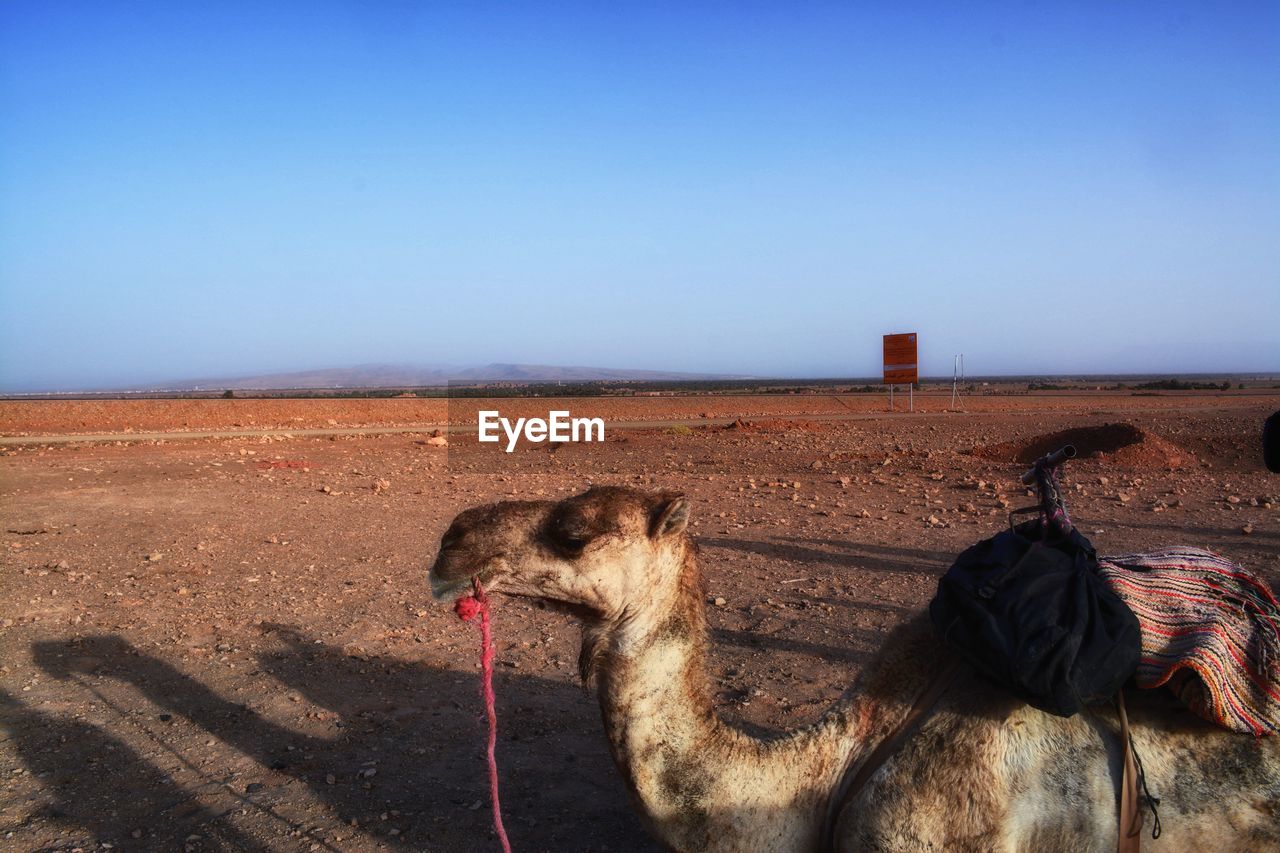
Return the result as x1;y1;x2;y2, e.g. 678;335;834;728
558;534;589;555
548;505;596;555
439;526;466;553
549;520;591;555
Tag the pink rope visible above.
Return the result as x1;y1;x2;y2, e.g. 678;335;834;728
455;579;513;853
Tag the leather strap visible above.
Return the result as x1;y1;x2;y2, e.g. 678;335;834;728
1116;691;1142;853
821;660;962;852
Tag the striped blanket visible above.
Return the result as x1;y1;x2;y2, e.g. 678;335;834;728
1099;548;1280;736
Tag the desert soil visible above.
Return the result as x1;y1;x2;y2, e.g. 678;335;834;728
1;393;1277;852
4;390;1275;436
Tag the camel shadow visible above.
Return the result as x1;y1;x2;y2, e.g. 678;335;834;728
25;630;659;852
1097;516;1276;539
0;686;262;851
711;626;880;665
1078;518;1279;583
707;536;952;577
788;594;915;616
1098;516;1277;546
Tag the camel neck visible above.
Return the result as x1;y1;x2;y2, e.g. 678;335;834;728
590;550;865;852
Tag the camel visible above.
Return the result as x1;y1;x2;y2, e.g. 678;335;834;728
429;486;1280;852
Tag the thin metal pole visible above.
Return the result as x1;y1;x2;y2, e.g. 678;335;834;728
951;355;958;409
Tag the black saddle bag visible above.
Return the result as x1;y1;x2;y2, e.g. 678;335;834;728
929;519;1140;717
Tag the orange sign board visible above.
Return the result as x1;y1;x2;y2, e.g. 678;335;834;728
883;333;918;384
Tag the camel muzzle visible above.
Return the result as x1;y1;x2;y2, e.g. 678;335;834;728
430;499;554;602
429;549;508;602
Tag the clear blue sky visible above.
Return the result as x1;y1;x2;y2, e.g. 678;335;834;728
2;1;1277;390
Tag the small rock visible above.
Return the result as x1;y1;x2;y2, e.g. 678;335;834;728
146;552;163;562
713;597;727;607
326;773;336;785
1242;524;1254;535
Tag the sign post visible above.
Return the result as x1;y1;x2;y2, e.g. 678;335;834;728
949;353;966;411
883;333;918;412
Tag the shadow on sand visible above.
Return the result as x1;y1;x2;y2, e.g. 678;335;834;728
707;535;953;577
4;629;657;852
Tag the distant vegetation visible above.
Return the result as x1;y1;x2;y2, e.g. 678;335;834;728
440;379;886;398
1028;378;1238;392
1128;379;1232;391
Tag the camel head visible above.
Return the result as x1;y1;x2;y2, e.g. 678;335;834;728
430;486;692;621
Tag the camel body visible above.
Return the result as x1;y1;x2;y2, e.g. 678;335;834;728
430;487;1280;852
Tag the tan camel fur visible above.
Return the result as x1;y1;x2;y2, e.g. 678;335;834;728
430;486;1280;852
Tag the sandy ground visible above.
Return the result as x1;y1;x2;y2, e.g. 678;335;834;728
3;389;1275;436
1;394;1277;852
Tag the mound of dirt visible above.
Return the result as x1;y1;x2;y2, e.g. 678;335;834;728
973;423;1192;468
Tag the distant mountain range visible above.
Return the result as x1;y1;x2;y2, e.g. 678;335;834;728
165;363;746;391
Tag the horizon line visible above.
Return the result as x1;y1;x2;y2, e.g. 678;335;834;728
4;370;1280;398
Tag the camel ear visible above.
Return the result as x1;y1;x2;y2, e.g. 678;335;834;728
650;495;689;539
